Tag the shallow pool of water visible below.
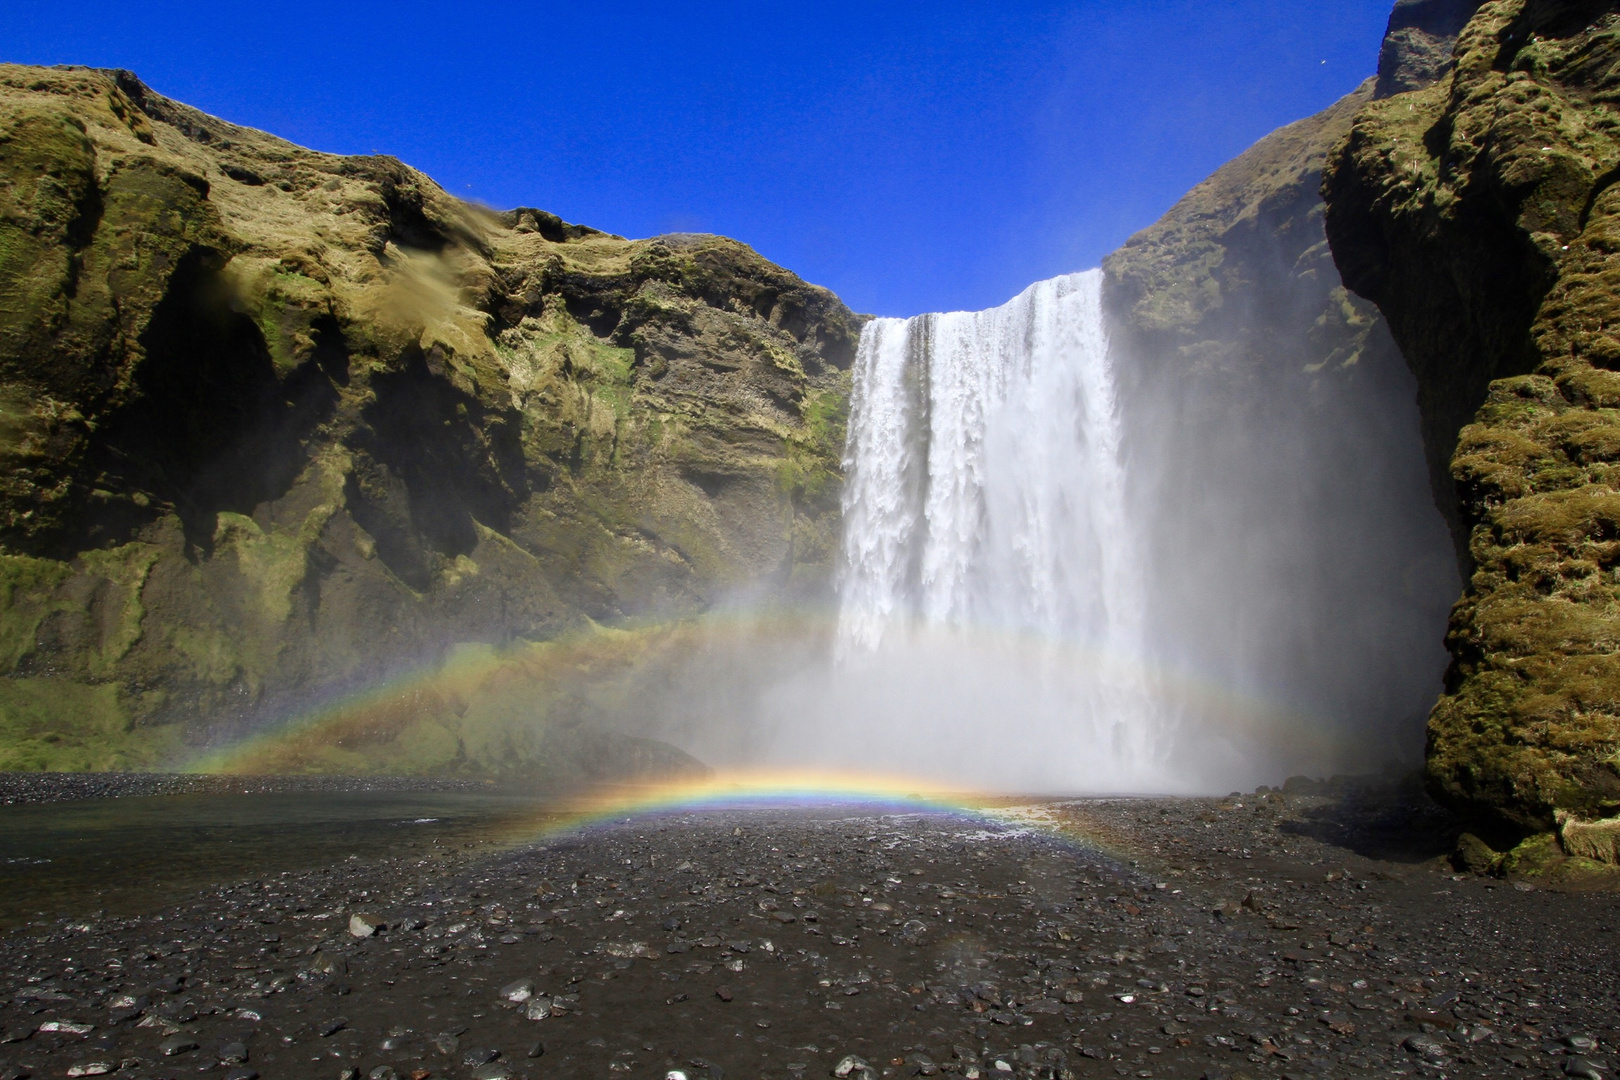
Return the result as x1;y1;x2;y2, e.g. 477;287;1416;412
0;790;567;929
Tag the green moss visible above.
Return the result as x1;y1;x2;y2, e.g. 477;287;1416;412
0;111;96;364
76;543;160;677
170;624;242;685
0;554;70;672
213;512;311;626
0;677;179;771
249;266;332;373
1501;832;1563;877
778;380;850;510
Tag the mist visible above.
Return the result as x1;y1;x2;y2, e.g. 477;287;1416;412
605;265;1458;795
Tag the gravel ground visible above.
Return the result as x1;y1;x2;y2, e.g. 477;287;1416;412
0;784;1615;1080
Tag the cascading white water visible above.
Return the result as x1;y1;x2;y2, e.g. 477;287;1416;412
816;269;1167;788
840;269;1141;646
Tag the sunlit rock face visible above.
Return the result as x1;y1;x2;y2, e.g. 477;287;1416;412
1324;0;1620;837
0;65;858;774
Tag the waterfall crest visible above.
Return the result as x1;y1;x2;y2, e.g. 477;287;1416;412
840;269;1141;648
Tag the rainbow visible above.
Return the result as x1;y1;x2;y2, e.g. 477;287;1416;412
178;610;1360;789
441;767;1132;865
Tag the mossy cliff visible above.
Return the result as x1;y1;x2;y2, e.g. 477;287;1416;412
0;65;859;775
1324;0;1620;840
1100;12;1461;769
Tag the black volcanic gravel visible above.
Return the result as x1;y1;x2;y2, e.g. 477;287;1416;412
0;791;1615;1080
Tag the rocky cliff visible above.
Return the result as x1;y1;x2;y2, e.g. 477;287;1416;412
1102;63;1458;772
0;65;859;777
1324;0;1620;849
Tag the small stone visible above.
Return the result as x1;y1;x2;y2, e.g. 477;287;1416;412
339;1069;361;1080
349;912;384;938
308;951;348;976
498;978;534;1003
367;1068;397;1080
715;986;734;1002
527;1040;545;1058
1566;1035;1600;1053
218;1040;249;1063
524;996;552;1020
1402;1033;1446;1059
430;1032;460;1055
0;1027;30;1043
1564;1059;1604;1080
469;1067;512;1080
319;1017;348;1037
662;917;682;931
224;1071;259;1080
37;1020;94;1035
158;1035;200;1056
462;1047;500;1065
834;1055;870;1078
65;1063;113;1077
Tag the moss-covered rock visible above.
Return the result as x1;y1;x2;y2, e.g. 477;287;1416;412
1324;0;1620;836
0;65;862;776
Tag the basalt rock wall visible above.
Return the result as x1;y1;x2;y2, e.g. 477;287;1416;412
0;65;859;775
1324;0;1620;840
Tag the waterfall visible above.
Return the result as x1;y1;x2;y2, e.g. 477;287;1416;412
663;263;1451;794
827;269;1163;787
840;269;1141;647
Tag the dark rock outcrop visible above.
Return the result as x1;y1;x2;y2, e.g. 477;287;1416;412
0;65;859;776
1325;0;1620;841
1376;0;1486;97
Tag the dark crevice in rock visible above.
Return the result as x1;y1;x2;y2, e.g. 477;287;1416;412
89;247;336;554
350;346;526;570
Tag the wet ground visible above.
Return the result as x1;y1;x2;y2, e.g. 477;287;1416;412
0;782;1616;1080
0;790;565;929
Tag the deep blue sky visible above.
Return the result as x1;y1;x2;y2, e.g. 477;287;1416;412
5;1;1394;316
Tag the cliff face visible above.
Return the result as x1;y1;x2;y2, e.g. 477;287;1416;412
0;65;859;775
1324;0;1620;839
1102;78;1458;771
